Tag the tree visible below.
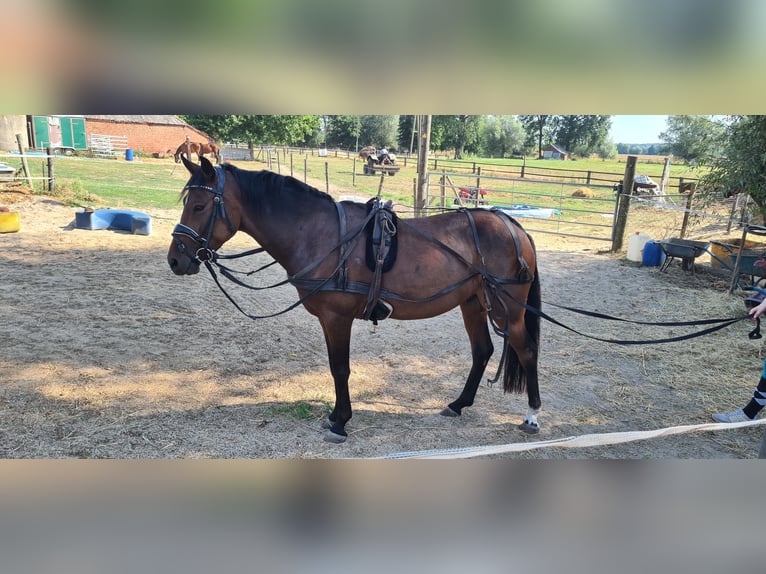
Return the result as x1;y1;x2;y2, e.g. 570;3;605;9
701;115;766;223
358;115;399;150
595;140;617;161
325;115;362;149
481;115;525;158
180;115;239;142
659;115;725;165
397;115;419;153
431;115;483;158
235;115;320;146
182;115;320;147
551;115;611;158
518;115;553;158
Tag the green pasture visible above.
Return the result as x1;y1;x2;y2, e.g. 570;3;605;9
1;151;702;218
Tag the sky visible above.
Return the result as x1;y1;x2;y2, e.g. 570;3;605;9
609;115;668;144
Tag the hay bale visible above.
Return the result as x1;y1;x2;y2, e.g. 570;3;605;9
572;187;595;198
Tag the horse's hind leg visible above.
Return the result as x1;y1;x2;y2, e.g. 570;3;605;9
499;314;541;434
441;295;494;417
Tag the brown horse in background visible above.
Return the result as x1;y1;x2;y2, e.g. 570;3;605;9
174;141;221;164
167;157;541;444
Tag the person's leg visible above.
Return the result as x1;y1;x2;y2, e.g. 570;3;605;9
713;359;766;422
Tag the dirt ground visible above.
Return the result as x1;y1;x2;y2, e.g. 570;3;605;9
2;186;765;459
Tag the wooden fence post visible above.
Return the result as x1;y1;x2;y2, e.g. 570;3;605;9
476;166;482;207
440;173;446;208
46;146;54;192
290;154;294;177
15;134;33;189
611;155;637;253
679;181;696;239
660;157;671;193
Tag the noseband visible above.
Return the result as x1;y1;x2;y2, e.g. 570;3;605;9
172;165;236;264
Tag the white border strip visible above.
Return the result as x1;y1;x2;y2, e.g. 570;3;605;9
379;419;766;459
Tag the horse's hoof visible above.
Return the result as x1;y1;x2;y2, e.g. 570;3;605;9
518;421;540;434
323;430;347;444
440;407;460;417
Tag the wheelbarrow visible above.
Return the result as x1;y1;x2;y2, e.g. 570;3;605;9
657;238;711;274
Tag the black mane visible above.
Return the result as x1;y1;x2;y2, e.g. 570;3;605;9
224;165;335;213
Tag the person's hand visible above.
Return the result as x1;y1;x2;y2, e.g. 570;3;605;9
750;297;766;320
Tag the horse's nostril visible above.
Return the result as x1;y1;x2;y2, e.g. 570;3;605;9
169;257;178;269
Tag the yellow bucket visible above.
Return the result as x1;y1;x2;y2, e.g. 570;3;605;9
0;211;20;233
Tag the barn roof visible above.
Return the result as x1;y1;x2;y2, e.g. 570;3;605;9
546;143;568;154
84;115;189;126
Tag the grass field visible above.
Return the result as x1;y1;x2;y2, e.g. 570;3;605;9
0;150;705;214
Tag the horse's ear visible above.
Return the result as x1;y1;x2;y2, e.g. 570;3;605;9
200;156;216;179
181;154;198;174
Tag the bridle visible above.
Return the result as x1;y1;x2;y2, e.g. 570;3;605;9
172;165;236;264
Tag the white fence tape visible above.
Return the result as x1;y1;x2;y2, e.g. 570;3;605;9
380;418;766;459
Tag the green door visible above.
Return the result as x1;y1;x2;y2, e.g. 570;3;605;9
32;116;50;148
60;117;73;148
71;118;87;150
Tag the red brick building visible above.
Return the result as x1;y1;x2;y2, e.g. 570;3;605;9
84;115;212;156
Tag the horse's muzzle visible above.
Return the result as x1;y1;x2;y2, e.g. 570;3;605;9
167;251;200;275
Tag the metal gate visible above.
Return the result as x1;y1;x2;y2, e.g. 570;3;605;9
424;171;620;243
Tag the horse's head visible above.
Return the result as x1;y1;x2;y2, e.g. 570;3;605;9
167;156;241;275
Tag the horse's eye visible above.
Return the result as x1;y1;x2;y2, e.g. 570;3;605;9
193;204;206;213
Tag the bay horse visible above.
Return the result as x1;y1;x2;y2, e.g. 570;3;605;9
174;141;221;164
167;156;541;443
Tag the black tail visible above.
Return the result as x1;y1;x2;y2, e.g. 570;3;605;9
502;238;540;395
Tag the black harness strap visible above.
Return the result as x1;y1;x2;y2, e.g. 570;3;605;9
336;201;349;291
363;198;397;321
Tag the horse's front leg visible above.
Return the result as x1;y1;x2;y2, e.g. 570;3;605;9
317;311;354;443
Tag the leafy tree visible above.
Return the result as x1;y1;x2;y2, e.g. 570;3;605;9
431;115;484;158
659;115;725;165
701;115;766;223
180;115;239;142
595;140;617;161
235;115;320;146
481;115;525;158
358;115;399;151
397;115;420;153
518;115;553;157
551;115;611;158
182;115;320;147
325;115;362;149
